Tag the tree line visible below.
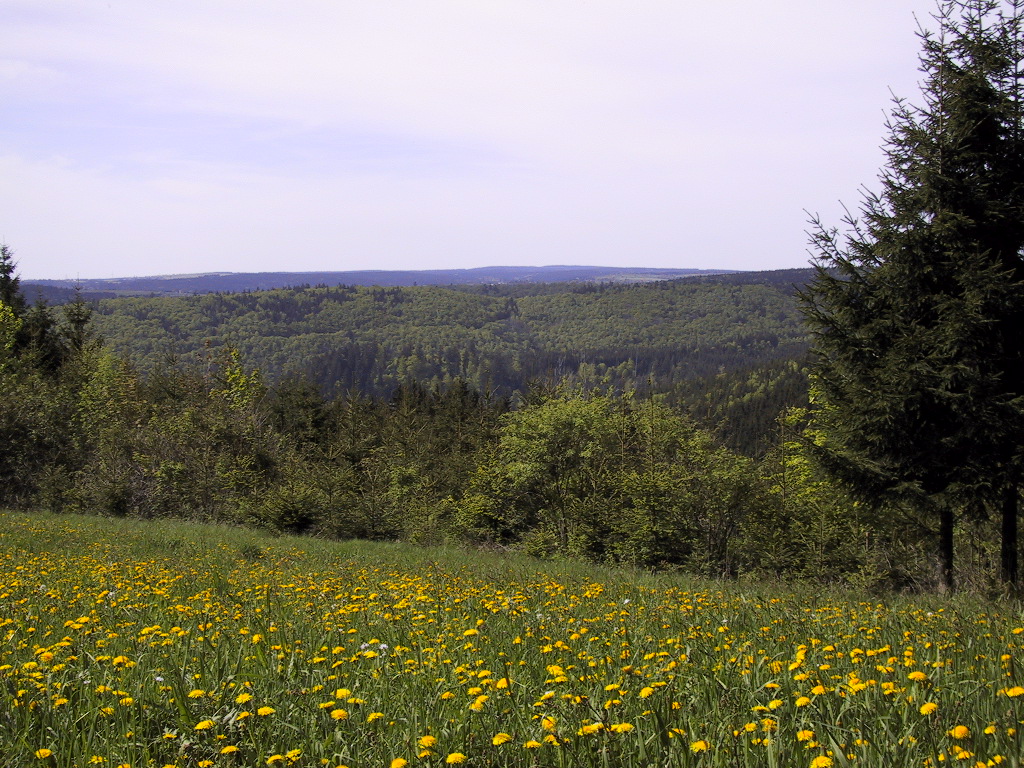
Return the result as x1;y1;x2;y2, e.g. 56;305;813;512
0;241;1009;592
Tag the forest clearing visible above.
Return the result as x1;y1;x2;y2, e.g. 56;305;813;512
2;510;1021;767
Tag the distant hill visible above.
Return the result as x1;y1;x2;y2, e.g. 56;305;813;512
23;265;737;300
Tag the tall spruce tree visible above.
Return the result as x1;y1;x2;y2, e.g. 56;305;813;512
802;0;1024;591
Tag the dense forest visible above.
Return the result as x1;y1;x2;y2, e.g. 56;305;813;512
2;244;1011;594
82;271;811;454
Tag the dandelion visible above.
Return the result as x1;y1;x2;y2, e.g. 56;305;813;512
795;696;811;707
524;740;542;749
418;736;437;749
194;720;215;731
610;723;634;734
949;725;970;739
690;740;710;753
493;732;513;745
389;760;408;768
220;746;239;754
541;716;557;732
580;723;605;735
920;702;939;715
330;709;348;720
35;750;53;759
639;686;655;698
445;754;466;764
798;730;815;742
266;756;284;765
235;693;252;704
810;758;833;768
367;712;384;723
1001;686;1024;697
257;706;275;716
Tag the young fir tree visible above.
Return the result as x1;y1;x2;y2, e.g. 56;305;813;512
802;0;1024;591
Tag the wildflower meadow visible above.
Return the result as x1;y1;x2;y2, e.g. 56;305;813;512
1;510;1021;768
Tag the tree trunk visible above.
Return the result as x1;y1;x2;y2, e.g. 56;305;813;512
940;504;955;593
1001;484;1019;589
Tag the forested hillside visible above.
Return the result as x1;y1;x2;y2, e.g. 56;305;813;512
88;272;811;452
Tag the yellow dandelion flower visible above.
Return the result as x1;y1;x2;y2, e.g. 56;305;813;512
367;712;384;723
445;754;467;764
639;687;655;698
1001;686;1024;697
949;725;970;739
266;756;284;765
524;740;542;749
919;702;939;715
235;693;252;704
610;723;634;734
330;709;348;720
194;720;215;731
492;732;513;745
389;760;408;768
418;736;437;749
541;716;557;732
188;690;205;698
35;749;54;759
795;696;811;707
220;746;239;754
908;671;927;682
580;723;605;735
810;757;833;768
690;740;710;753
797;730;815;742
257;707;275;716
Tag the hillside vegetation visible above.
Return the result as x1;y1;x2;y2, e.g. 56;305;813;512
88;272;811;453
3;250;1013;591
2;510;1021;767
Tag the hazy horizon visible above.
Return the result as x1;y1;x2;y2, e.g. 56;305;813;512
4;1;945;280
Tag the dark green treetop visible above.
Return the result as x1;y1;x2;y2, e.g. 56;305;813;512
802;0;1024;590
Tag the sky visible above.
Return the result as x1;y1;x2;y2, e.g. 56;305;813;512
2;0;947;280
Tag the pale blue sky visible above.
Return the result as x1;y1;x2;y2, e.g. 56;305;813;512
3;0;944;279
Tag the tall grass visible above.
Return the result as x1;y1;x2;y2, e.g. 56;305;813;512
1;510;1021;767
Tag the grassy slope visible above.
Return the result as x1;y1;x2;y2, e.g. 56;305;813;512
2;510;1022;767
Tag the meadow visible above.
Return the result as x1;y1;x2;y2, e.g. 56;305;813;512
1;510;1021;768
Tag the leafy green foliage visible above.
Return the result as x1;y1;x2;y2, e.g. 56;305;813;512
88;276;809;399
457;390;762;573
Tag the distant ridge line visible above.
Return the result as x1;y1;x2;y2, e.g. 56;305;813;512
25;265;744;297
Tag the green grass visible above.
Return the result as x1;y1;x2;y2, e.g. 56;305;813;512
1;509;1021;768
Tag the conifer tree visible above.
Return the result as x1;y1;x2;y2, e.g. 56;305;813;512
0;244;26;317
802;0;1024;591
